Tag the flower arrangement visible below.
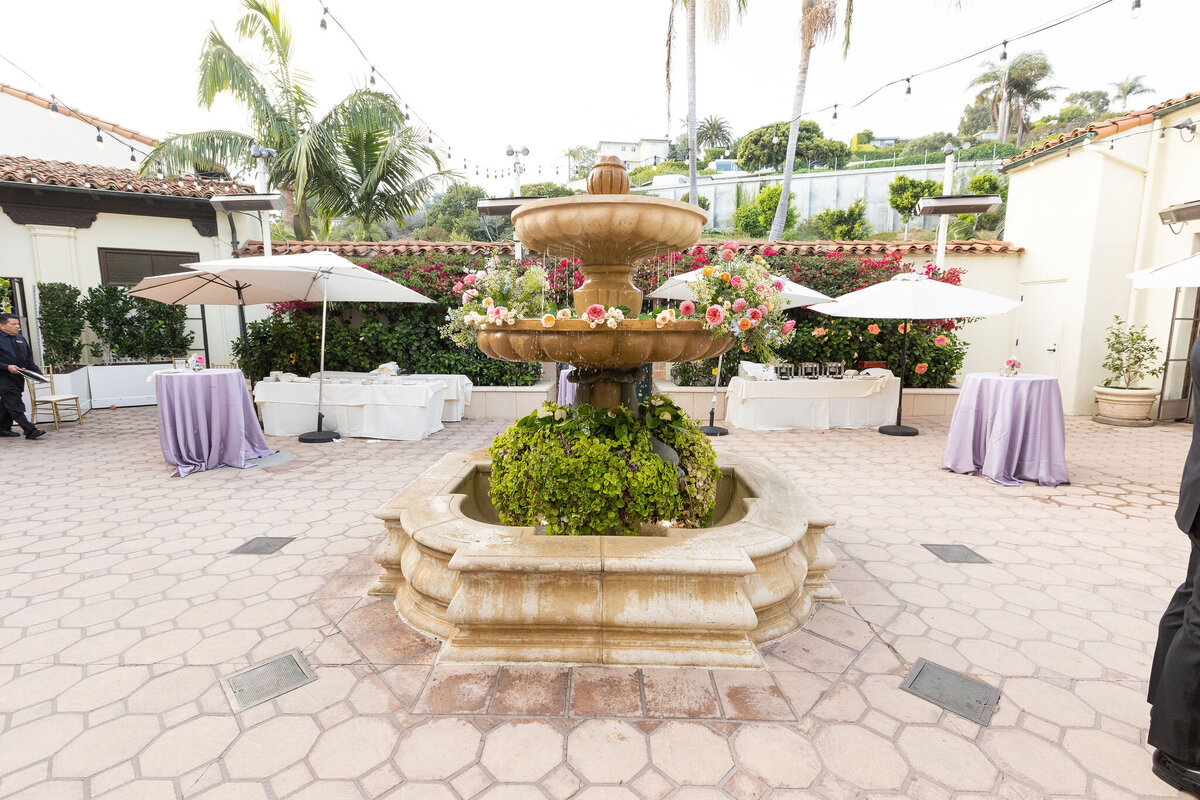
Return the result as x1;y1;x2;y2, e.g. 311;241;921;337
1001;357;1021;377
442;260;558;347
682;241;796;362
186;354;205;372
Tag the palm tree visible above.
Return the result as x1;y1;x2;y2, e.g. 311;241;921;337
969;52;1061;147
1110;74;1155;110
767;0;840;241
668;1;748;209
697;115;733;150
140;0;439;240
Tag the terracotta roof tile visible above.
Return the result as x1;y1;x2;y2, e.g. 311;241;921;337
0;82;159;148
238;239;1020;258
0;155;253;199
1004;91;1200;166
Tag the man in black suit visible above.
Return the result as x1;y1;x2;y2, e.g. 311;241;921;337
0;313;45;440
1150;337;1200;797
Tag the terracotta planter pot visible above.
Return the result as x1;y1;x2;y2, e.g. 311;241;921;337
1093;385;1159;427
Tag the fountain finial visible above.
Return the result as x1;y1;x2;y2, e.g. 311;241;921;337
587;156;630;195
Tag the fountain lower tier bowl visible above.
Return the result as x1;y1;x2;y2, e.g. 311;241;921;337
477;319;732;371
370;450;842;667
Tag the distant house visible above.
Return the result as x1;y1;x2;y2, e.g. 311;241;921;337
0;83;264;365
597;138;670;170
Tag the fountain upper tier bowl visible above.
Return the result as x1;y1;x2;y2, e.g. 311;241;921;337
511;194;708;266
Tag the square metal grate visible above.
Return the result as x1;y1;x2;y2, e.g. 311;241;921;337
229;537;295;555
900;658;1001;726
922;544;990;564
220;650;317;712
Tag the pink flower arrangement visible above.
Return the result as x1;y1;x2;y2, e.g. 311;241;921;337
453;281;464;292
748;308;763;321
720;249;735;262
781;320;796;336
584;303;606;322
812;327;827;337
463;274;476;286
754;283;767;295
732;298;748;312
934;335;949;346
705;305;725;325
723;241;740;252
914;363;929;374
730;275;746;290
867;324;880;335
772;278;785;291
757;304;768;316
679;300;695;317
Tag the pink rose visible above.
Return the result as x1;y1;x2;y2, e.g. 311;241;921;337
453;281;464;292
705;305;725;325
585;303;606;322
781;320;796;335
757;304;768;316
723;241;740;252
772;278;785;291
748;308;762;321
730;275;746;290
463;274;476;286
1005;358;1015;367
754;283;767;295
732;298;748;312
721;249;735;262
680;300;695;317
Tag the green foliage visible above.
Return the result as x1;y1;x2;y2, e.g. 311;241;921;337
0;279;10;312
958;97;992;137
565;145;597;180
733;185;794;238
423;184;491;241
1064;90;1110;115
1101;316;1163;389
737;120;820;171
520;182;575;198
849;130;876;151
697;115;733;150
960;173;1008;233
888;176;942;224
80;286;192;364
1056;104;1089;125
681;193;710;211
813;198;871;240
487;396;720;536
899;133;961;158
36;282;85;368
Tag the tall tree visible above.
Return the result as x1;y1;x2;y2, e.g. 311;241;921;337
969;52;1061;147
140;0;436;240
1064;90;1110;116
1110;74;1155;110
564;145;597;180
697;115;733;149
767;0;839;241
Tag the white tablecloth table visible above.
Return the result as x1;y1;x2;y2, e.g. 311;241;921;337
726;375;900;430
310;372;471;421
255;380;446;440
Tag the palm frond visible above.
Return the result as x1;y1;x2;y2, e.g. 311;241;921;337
841;0;854;56
196;27;278;126
801;0;837;49
137;130;257;179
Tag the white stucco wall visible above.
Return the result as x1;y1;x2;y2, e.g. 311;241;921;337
1004;99;1200;415
0;91;151;169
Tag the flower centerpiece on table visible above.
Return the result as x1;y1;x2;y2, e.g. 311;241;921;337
1001;357;1021;377
680;241;797;361
186;354;205;372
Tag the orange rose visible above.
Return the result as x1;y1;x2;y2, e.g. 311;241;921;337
738;317;753;330
720;272;731;283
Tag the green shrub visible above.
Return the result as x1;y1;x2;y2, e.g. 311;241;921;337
81;285;192;363
813;198;871;239
733;185;794;238
488;396;720;535
681;193;710;210
36;282;85;367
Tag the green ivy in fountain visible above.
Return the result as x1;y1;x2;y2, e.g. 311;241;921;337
488;395;720;536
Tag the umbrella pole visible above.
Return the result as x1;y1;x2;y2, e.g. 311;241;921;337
880;318;918;437
700;352;728;437
236;285;252;384
299;277;339;443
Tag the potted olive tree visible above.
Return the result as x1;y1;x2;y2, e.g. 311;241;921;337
1094;316;1163;426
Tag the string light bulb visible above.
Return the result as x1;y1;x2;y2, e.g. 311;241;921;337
369;67;376;85
49;95;58;113
905;78;912;101
1131;0;1141;17
129;147;136;163
95;127;103;147
999;41;1008;68
772;131;780;145
155;163;164;180
832;105;838;121
320;7;327;29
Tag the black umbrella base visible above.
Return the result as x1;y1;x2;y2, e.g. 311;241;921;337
879;424;919;437
700;425;729;437
299;429;339;443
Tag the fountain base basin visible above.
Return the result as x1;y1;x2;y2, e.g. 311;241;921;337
371;450;841;667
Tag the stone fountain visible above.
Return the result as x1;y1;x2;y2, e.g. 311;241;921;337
371;158;840;667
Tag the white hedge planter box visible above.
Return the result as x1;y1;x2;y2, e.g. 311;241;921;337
900;387;961;417
52;367;93;413
87;364;171;408
659;380;729;423
462;380;554;421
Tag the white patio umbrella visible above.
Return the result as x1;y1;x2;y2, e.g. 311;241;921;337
133;251;432;444
807;272;1020;437
649;268;831;307
1129;252;1200;288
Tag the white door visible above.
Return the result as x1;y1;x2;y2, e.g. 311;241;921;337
1015;280;1068;377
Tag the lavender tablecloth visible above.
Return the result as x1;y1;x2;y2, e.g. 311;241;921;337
155;371;274;477
942;373;1069;487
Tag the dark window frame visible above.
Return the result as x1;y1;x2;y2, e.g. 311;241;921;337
97;247;200;286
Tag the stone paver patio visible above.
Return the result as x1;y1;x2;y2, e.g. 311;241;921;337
0;408;1191;799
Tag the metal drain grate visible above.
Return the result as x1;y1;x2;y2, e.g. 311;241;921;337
900;658;1001;726
922;544;990;563
219;650;317;712
229;537;295;555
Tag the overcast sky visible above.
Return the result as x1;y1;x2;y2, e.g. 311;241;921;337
1;0;1194;193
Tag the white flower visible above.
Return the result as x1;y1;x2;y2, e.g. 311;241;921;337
541;314;555;328
655;310;671;328
609;308;625;320
606;317;618;328
536;407;551;418
556;308;571;319
553;408;567;420
482;296;493;307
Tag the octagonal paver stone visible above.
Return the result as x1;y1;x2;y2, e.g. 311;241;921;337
567;719;647;784
897;725;997;791
309;717;399;779
733;723;821;788
649;721;733;785
479;720;563;782
138;715;239;776
396;718;481;780
978;728;1086;795
223;716;321;778
52;715;161;777
814;724;908;790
